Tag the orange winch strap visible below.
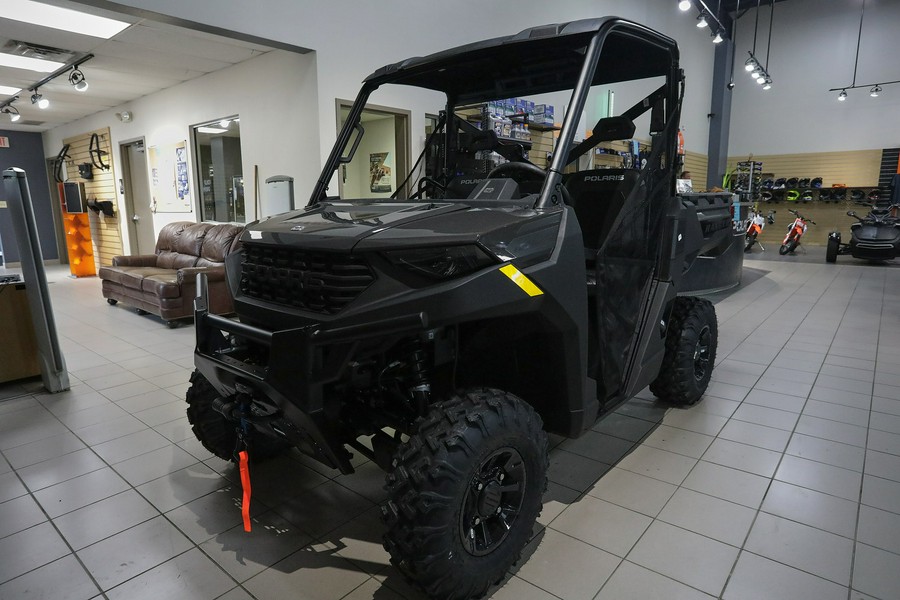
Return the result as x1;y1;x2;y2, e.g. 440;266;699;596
238;450;252;532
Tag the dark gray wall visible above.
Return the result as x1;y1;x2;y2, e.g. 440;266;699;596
0;130;58;264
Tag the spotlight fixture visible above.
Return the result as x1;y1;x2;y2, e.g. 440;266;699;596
678;0;692;11
751;67;761;79
838;89;847;101
68;67;88;92
696;13;709;28
218;119;230;128
1;105;20;122
756;75;765;85
744;58;756;72
712;30;724;44
870;85;882;97
31;90;49;109
763;78;772;90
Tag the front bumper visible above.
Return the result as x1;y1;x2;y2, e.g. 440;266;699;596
193;273;426;473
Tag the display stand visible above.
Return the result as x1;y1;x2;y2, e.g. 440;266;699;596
58;182;96;277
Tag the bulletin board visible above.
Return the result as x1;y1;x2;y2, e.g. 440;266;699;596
149;141;192;212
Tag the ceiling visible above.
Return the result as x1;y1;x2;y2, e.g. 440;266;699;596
0;0;275;132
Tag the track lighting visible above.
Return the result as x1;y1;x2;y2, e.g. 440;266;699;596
744;58;756;72
31;90;49;109
696;13;708;28
1;105;20;122
68;67;88;92
218;119;230;128
870;85;881;97
756;75;765;85
763;79;772;90
712;30;723;44
678;0;691;11
751;67;761;79
838;89;847;101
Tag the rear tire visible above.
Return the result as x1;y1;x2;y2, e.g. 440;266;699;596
826;236;839;263
185;370;287;462
650;297;717;406
383;389;548;600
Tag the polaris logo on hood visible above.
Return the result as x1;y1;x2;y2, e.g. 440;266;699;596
585;174;625;182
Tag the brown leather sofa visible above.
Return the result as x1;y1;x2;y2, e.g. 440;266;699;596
99;221;243;327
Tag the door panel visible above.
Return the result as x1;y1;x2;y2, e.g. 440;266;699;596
122;142;156;255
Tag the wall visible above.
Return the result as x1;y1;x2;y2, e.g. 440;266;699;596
728;0;900;156
342;115;396;199
82;0;718;174
42;50;319;248
0;130;58;264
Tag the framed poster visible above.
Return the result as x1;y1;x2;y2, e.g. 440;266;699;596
369;152;393;193
149;141;192;212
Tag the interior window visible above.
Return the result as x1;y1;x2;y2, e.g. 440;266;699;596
193;117;245;222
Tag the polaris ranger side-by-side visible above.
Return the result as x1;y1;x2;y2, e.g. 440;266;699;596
189;17;726;599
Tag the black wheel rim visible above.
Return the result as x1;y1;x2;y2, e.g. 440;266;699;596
459;447;527;557
693;325;712;381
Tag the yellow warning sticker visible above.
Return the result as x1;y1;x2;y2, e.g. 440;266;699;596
499;265;544;297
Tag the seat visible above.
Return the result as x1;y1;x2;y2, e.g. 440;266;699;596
564;169;641;254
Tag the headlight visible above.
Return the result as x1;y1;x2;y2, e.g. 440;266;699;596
383;245;495;280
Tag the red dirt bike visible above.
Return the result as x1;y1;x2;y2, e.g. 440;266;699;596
745;208;776;252
779;209;816;255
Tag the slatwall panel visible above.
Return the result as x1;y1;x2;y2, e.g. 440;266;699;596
62;128;123;267
879;148;900;188
683;151;709;184
726;150;882;188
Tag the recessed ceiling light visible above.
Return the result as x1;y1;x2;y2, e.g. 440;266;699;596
0;52;64;73
4;0;130;39
197;126;227;134
0;85;22;96
218;119;230;128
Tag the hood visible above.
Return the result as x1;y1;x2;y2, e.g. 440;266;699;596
242;201;466;250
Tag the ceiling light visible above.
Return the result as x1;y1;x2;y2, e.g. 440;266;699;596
751;69;761;79
763;79;772;90
4;0;130;39
197;126;227;134
0;85;22;96
1;106;20;122
838;89;848;101
756;76;766;85
696;13;709;28
31;91;48;109
218;119;230;128
68;68;89;92
0;52;64;73
870;85;882;97
713;31;724;44
744;58;756;72
678;0;692;11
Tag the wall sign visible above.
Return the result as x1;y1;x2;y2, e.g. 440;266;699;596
0;137;9;148
149;141;192;212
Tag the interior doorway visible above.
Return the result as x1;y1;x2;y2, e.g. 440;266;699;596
120;139;156;255
336;101;410;199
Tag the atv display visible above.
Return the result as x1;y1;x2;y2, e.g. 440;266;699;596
827;202;900;263
189;17;726;599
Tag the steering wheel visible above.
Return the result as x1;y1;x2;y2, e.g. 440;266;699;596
486;161;572;206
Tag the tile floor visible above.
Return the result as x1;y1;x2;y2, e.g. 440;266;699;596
1;257;899;600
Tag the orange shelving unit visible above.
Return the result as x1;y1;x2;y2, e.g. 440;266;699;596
58;182;96;277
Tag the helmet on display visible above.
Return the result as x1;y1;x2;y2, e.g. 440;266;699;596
811;177;823;188
798;178;811;188
851;189;865;201
761;190;774;203
867;189;881;201
761;178;774;189
830;188;846;201
818;189;831;202
773;177;787;189
786;177;800;188
800;189;814;202
786;189;801;202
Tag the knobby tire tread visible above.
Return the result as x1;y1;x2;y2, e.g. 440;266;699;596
650;297;717;406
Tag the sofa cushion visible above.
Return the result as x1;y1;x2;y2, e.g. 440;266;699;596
156;250;199;269
99;266;176;289
142;272;181;299
155;221;212;269
196;224;244;267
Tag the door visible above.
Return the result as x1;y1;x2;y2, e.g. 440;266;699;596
336;101;410;200
120;140;156;254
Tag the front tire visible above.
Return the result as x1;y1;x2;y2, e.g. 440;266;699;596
185;370;287;462
383;389;548;600
744;232;757;252
650;297;718;406
826;236;839;263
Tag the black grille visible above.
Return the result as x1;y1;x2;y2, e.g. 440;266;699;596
240;244;375;314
